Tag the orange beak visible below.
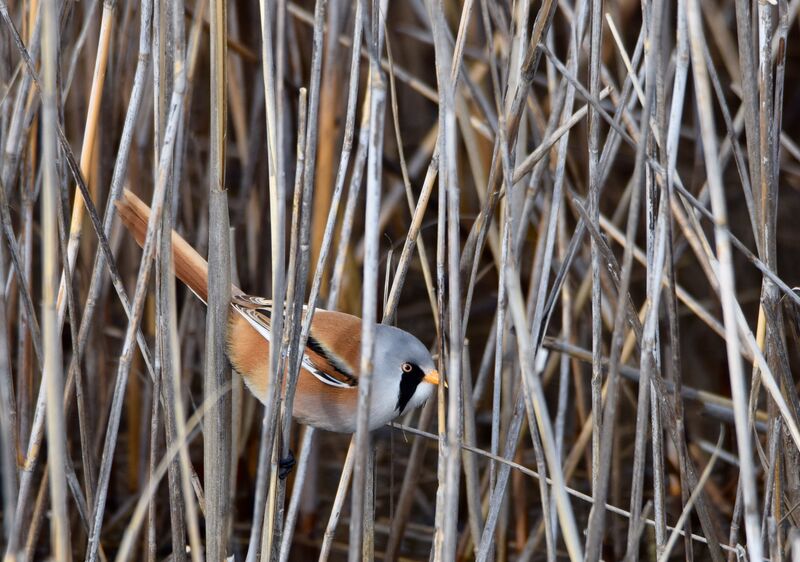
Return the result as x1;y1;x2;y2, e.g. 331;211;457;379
423;370;447;387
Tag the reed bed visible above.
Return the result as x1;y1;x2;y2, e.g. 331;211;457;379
1;0;800;560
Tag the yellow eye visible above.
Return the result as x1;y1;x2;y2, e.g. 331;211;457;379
402;362;413;373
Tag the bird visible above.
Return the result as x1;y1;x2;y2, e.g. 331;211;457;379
115;189;440;436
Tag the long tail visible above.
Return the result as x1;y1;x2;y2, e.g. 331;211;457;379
116;189;222;303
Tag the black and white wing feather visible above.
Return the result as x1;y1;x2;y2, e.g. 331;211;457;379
230;295;356;389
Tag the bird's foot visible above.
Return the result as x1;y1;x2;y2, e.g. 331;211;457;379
278;450;296;480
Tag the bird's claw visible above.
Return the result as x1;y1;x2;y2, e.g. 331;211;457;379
278;450;296;480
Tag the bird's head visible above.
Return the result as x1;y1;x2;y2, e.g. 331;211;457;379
372;325;439;422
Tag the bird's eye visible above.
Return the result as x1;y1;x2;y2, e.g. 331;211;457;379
401;362;413;373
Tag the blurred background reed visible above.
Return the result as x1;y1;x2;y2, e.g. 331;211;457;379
2;0;800;560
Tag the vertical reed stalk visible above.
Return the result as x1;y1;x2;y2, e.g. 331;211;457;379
348;12;386;556
41;0;69;558
206;0;232;558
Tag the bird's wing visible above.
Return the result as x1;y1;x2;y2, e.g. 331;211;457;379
304;310;361;387
230;295;358;389
230;294;274;337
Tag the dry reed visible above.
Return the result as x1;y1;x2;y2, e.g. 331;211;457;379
2;0;800;560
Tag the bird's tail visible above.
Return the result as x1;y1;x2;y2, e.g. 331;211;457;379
115;189;213;303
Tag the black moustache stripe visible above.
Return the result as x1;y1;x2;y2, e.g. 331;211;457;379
396;364;425;414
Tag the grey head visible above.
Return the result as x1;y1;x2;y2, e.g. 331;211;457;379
367;324;439;429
